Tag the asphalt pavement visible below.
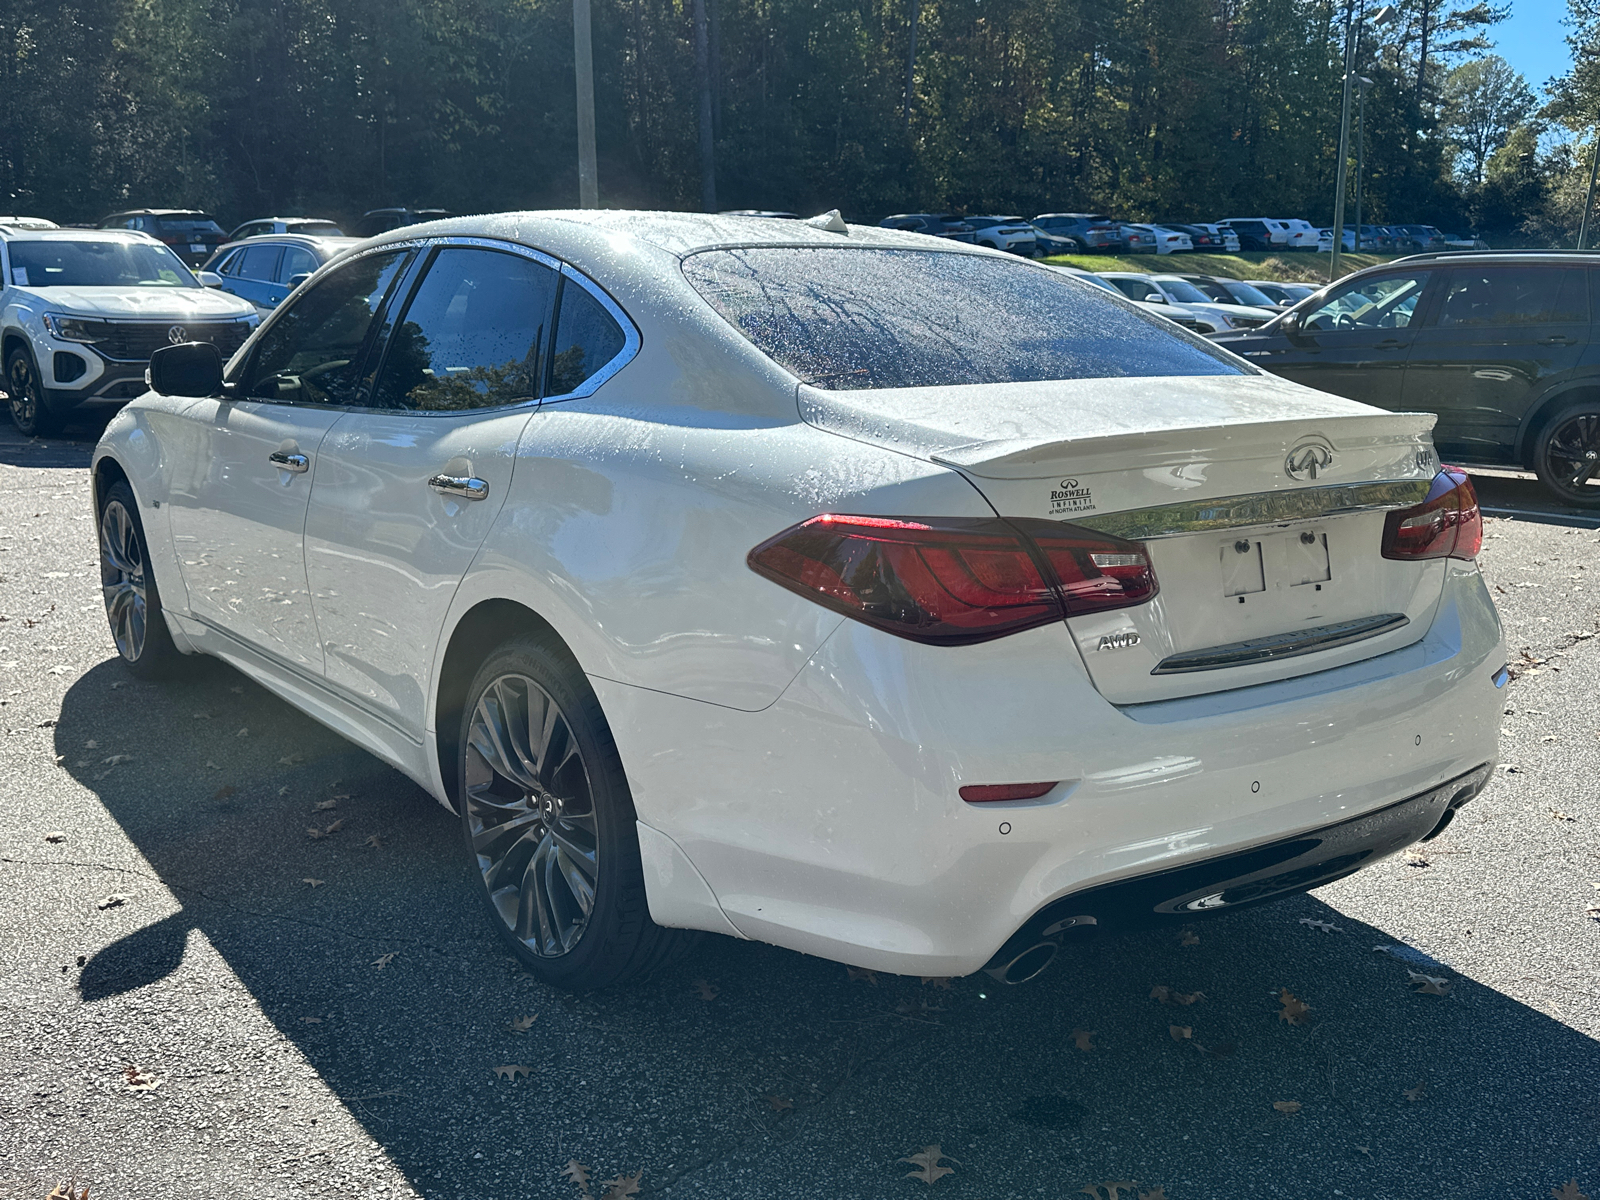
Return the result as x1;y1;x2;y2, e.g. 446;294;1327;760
2;409;1597;1200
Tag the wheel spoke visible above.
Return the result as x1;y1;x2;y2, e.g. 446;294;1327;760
471;806;540;855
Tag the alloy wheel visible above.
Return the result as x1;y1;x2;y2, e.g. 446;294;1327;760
7;355;38;431
99;499;148;661
1542;412;1600;503
464;673;599;957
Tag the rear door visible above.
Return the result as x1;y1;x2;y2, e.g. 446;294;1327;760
1402;264;1591;464
1260;266;1436;409
217;243;283;312
302;240;562;739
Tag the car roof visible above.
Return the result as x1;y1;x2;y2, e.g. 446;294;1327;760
213;233;362;254
1034;212;1108;219
104;208;214;217
358;210;991;260
0;226;157;244
235;216;343;226
0;216;58;229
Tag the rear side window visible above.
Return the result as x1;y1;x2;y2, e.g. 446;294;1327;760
235;244;282;282
683;248;1243;390
277;246;318;283
548;278;627;397
1438;267;1589;327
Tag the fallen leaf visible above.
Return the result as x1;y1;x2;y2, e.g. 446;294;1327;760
1070;1028;1096;1052
96;893;129;910
101;753;133;765
306;826;327;840
900;1145;958;1186
44;831;66;843
1168;1025;1192;1042
192;712;210;721
234;727;249;738
1407;970;1451;996
492;1064;531;1080
692;979;718;1001
123;1065;162;1091
1139;1189;1167;1200
561;1160;592;1197
1277;988;1312;1025
330;792;351;801
1356;1145;1372;1156
508;1014;538;1033
1178;930;1200;946
230;685;244;695
1586;904;1600;922
764;1093;794;1111
1273;1100;1302;1114
212;785;236;800
921;976;953;989
314;798;338;811
1150;985;1204;1006
846;966;879;986
1404;849;1430;867
1083;1182;1139;1200
363;834;387;849
45;1181;89;1200
373;952;396;970
301;1016;323;1024
1404;1081;1427;1102
1299;918;1341;934
1551;808;1576;822
204;760;220;770
1551;1181;1590;1200
278;787;290;796
278;754;303;766
303;878;324;888
83;738;99;748
323;818;345;835
599;1172;643;1200
110;681;125;689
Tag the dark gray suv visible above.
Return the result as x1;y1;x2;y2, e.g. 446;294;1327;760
1212;252;1600;506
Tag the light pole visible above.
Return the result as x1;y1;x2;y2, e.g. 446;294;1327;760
1580;126;1600;250
1353;76;1373;252
1330;3;1395;279
573;0;598;208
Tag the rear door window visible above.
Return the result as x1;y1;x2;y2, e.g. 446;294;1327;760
277;246;319;284
1438;267;1589;327
234;244;282;282
367;246;558;411
683;247;1244;390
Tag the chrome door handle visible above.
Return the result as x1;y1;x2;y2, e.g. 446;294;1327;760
428;474;489;501
1374;339;1407;350
269;451;309;473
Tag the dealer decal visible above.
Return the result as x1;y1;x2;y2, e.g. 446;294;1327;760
1048;477;1095;515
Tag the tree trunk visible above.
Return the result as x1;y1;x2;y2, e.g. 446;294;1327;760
904;0;918;128
692;0;716;210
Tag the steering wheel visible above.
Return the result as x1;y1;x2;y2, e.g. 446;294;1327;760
1332;312;1357;331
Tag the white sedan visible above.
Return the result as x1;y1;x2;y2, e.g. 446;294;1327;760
93;212;1504;990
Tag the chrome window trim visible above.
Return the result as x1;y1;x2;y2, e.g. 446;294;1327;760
1074;479;1431;540
542;262;641;404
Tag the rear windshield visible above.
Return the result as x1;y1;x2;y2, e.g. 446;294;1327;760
681;248;1245;390
287;221;343;236
155;215;225;234
7;240;197;288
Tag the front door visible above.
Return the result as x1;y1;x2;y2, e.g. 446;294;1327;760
1402;264;1592;464
303;242;559;739
1260;267;1436;409
164;247;414;670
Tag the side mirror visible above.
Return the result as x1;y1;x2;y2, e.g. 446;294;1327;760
1147;294;1168;304
148;341;223;397
197;271;223;288
288;272;312;288
1280;309;1303;337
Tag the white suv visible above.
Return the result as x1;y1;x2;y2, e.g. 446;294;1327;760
1;227;258;435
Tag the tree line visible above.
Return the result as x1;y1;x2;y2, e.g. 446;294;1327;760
0;0;1587;242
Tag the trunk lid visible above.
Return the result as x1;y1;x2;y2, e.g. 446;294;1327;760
800;374;1445;703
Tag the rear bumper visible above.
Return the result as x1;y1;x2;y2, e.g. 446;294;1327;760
601;564;1504;977
986;761;1492;967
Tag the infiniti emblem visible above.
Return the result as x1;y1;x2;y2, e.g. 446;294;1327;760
167;325;189;345
1285;437;1335;481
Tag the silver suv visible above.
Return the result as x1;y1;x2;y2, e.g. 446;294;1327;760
1;227;257;435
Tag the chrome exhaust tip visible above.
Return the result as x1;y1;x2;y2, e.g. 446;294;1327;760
983;940;1059;985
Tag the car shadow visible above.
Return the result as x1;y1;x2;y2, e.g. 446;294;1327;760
0;407;114;468
1467;468;1600;529
55;657;1600;1199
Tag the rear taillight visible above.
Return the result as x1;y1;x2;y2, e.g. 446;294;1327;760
960;782;1058;803
748;514;1158;645
1381;468;1482;561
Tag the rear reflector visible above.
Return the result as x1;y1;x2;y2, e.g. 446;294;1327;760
960;782;1058;803
1381;468;1482;562
748;514;1157;645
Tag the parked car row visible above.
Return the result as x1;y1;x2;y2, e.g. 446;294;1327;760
878;211;1484;257
90;207;456;264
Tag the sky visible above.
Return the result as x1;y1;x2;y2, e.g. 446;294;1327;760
1493;0;1573;95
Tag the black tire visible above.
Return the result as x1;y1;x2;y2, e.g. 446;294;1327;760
5;346;64;437
97;479;183;677
1532;402;1600;508
458;635;696;990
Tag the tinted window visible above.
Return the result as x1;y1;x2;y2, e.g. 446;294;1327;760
8;239;194;288
1153;279;1211;304
683;248;1243;390
278;246;318;283
1438;267;1588;327
156;215;224;234
548;278;627;396
287;221;342;236
1303;271;1431;332
215;249;244;276
1218;280;1276;307
368;247;557;411
1184;278;1233;302
235;244;282;282
242;250;409;404
1107;277;1160;301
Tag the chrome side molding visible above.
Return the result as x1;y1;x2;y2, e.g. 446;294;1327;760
1076;480;1430;540
1151;613;1411;675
